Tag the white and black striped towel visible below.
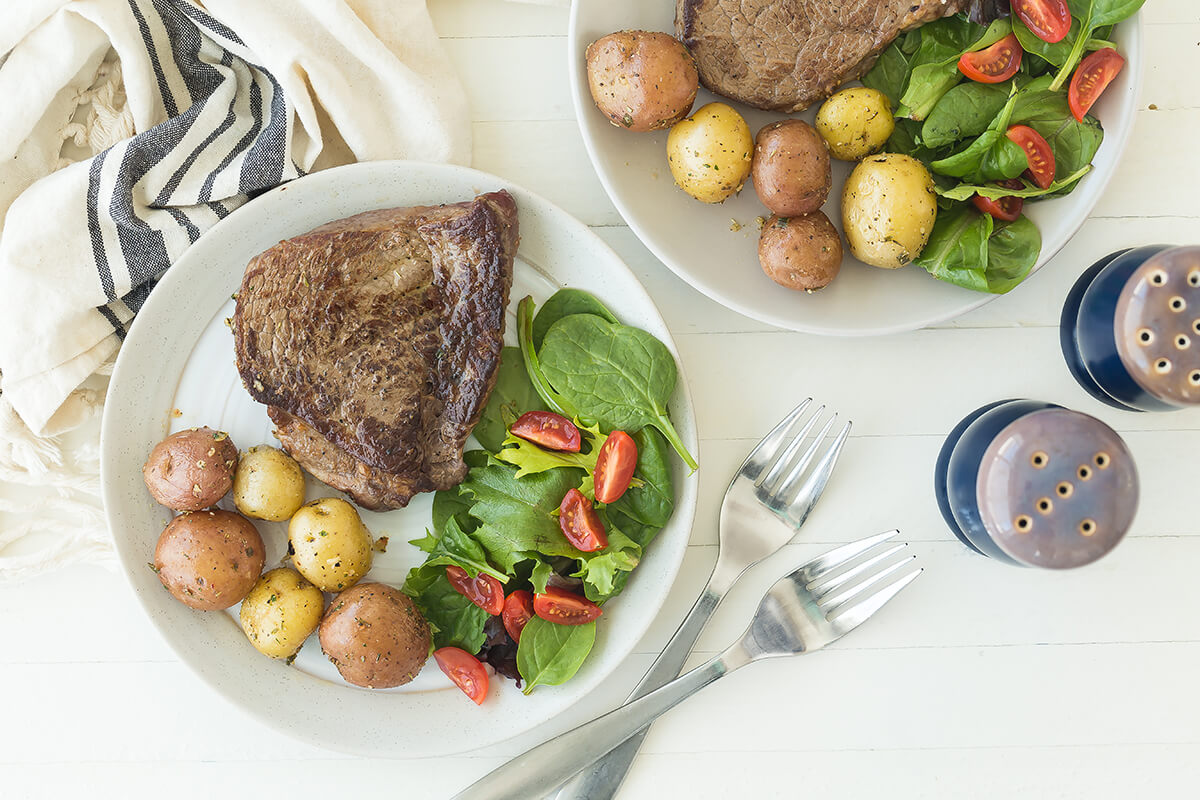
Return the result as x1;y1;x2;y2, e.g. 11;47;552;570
0;0;469;436
0;0;468;580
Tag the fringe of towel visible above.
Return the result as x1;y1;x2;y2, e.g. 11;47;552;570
0;55;129;582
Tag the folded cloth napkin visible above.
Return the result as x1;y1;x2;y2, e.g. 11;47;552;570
0;0;469;580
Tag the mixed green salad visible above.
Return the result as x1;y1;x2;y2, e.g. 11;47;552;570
862;0;1143;293
403;288;694;700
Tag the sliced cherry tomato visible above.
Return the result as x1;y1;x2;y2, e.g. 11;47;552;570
533;586;603;626
558;488;608;552
1069;47;1125;122
501;590;535;643
972;192;1024;222
958;34;1023;84
445;566;504;615
1012;0;1071;44
510;411;582;452
593;430;638;504
1006;124;1056;189
433;647;489;705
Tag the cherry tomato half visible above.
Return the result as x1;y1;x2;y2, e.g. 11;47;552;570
533;586;603;626
502;590;535;643
1069;47;1125;123
958;34;1023;84
558;488;608;552
972;193;1024;222
433;647;489;705
1006;125;1056;189
510;411;582;452
593;430;638;504
1012;0;1071;44
445;566;504;615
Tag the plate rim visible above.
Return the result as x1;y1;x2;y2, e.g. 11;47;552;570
99;160;699;758
566;7;1145;337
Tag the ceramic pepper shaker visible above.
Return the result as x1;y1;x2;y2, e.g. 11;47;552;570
1061;244;1200;411
934;399;1139;569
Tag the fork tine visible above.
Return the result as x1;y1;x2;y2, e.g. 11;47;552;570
807;542;906;598
776;420;852;523
755;405;826;489
799;529;900;583
820;554;919;614
738;398;813;482
828;567;922;635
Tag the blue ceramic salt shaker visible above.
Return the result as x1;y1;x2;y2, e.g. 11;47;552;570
934;400;1139;569
1061;245;1200;411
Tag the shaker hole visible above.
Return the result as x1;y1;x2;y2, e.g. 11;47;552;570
1137;328;1154;345
1177;335;1191;350
1031;451;1048;468
1057;482;1074;498
1095;452;1111;469
1078;465;1092;480
1189;271;1200;288
1155;358;1172;374
1193;320;1200;335
1037;498;1053;514
1079;519;1097;537
1015;515;1033;533
1170;296;1187;312
1150;270;1168;286
1189;370;1200;387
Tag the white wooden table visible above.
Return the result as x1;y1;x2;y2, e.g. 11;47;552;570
3;1;1199;797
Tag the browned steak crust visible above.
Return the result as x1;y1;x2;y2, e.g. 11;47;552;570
233;191;519;510
677;0;968;113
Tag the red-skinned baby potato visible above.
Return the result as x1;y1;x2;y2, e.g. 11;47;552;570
758;213;843;292
586;30;699;132
153;508;264;610
751;119;832;217
143;427;238;511
319;582;431;689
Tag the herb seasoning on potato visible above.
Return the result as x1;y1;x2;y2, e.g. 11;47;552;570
758;213;843;292
233;445;306;521
815;87;896;161
153;509;265;611
751;119;831;217
319;582;431;689
842;153;938;269
667;102;753;203
240;568;325;659
585;30;699;132
288;497;373;592
142;427;238;511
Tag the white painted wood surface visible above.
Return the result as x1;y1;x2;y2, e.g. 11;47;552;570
2;1;1199;797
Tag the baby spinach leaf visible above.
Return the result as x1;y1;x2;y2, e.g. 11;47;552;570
532;289;619;350
608;427;674;536
914;205;1041;294
922;82;1010;148
408;516;507;582
538;314;697;471
861;39;912;107
898;16;1010;121
884;118;946;163
930;85;1025;182
458;457;587;571
517;617;596;695
937;165;1091;200
1049;0;1145;90
983;215;1043;292
474;346;546;454
402;566;489;653
517;296;578;419
1011;88;1104;181
432;484;475;537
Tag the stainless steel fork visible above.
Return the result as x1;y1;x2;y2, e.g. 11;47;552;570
549;398;850;800
455;531;920;800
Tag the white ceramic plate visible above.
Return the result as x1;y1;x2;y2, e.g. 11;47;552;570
100;161;698;758
568;4;1143;335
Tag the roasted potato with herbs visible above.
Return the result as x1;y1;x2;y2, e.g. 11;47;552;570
816;88;896;161
667;102;754;203
288;497;372;592
239;568;325;659
142;427;237;511
232;445;305;522
153;509;265;611
585;30;699;132
842;153;938;269
319;582;431;689
751;120;831;217
758;213;843;292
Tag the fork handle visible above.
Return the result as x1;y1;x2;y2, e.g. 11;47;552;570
452;647;750;800
548;571;732;800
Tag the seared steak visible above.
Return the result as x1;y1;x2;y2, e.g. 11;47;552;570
676;0;970;113
233;191;519;510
